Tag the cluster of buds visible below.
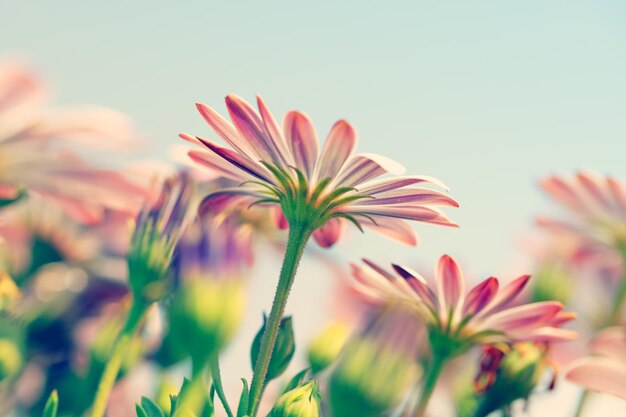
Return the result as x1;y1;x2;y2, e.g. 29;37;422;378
329;306;423;417
471;342;555;417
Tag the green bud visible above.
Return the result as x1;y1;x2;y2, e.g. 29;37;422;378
474;343;550;417
531;263;572;304
168;280;244;367
251;316;295;381
329;338;419;417
0;338;22;381
156;375;179;415
269;381;320;417
128;174;194;304
307;321;350;374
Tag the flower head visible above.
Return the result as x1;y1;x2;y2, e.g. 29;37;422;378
539;171;626;249
566;326;626;400
167;200;251;367
128;173;195;303
0;61;146;223
329;305;422;417
472;342;556;415
269;380;321;417
182;95;457;247
351;255;576;355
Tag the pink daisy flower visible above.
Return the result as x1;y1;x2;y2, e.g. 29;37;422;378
350;254;576;352
566;327;626;400
181;95;458;248
538;171;626;249
0;61;146;223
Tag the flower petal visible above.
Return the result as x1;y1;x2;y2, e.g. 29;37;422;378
196;102;257;160
359;217;418;246
257;95;292;165
357;187;459;207
188;150;249;181
336;154;405;188
463;277;499;316
316;120;357;181
567;357;626;399
312;218;346;248
284;110;319;179
359;176;450;195
392;264;438;309
225;94;284;164
435;255;465;316
483;301;563;331
196;137;274;184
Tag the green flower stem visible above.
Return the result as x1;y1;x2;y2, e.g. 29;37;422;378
210;357;234;417
412;352;449;417
247;221;312;417
91;300;147;417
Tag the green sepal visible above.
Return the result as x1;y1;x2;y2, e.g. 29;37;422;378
141;397;165;417
236;379;249;417
280;368;310;395
42;390;58;417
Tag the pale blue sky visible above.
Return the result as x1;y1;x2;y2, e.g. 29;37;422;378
3;2;626;413
3;1;625;275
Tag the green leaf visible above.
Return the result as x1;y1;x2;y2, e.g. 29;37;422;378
42;390;58;417
141;397;165;417
250;316;295;381
236;379;249;417
136;405;149;417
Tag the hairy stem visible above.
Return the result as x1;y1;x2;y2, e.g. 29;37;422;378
247;222;312;417
91;300;146;417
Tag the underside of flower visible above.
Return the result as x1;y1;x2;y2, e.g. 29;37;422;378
183;94;458;248
351;255;576;354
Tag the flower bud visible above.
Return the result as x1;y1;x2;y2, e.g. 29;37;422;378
329;306;422;417
168;279;244;368
531;264;572;304
0;338;22;381
269;380;321;417
128;173;195;304
473;342;552;417
251;315;295;381
307;321;350;373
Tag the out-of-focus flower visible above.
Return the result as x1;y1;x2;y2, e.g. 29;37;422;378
307;320;351;374
566;327;626;400
268;380;320;417
329;306;423;417
251;316;295;382
0;61;146;222
167;207;248;368
128;173;195;304
0;272;20;308
0;202;101;281
0;337;22;381
351;255;576;355
182;94;457;248
472;342;555;416
538;172;626;253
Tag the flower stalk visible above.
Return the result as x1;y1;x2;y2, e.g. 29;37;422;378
412;351;449;417
90;300;147;417
247;220;313;417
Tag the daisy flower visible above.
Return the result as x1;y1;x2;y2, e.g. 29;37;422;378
181;94;458;248
538;171;626;250
566;326;626;400
351;254;576;353
0;60;146;223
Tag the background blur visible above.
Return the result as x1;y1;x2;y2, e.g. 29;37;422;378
3;1;626;415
